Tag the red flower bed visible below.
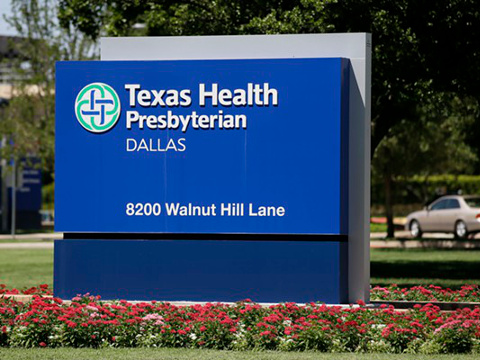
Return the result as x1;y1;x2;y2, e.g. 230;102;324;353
371;285;480;303
0;284;52;296
1;286;480;354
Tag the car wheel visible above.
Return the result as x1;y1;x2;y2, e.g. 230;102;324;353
410;220;422;238
454;220;468;239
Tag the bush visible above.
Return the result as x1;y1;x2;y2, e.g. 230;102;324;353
292;326;333;351
432;320;476;353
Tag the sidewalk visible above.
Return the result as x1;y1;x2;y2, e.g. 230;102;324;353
0;232;62;241
0;232;61;249
0;242;55;249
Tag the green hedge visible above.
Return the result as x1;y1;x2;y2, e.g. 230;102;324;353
372;175;480;205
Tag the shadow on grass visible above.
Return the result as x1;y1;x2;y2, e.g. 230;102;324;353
371;260;480;280
371;249;480;288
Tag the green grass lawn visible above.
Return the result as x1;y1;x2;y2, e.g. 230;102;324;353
371;248;480;288
0;247;479;291
370;222;387;233
0;249;53;289
0;348;478;360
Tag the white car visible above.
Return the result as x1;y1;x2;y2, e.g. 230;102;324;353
405;195;480;238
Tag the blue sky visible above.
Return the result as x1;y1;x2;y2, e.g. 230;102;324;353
0;1;16;36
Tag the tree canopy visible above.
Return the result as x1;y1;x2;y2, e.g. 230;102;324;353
58;0;480;156
0;0;96;176
58;0;299;38
39;0;480;235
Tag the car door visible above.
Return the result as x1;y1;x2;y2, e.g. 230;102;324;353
438;199;461;232
432;198;460;232
422;199;448;231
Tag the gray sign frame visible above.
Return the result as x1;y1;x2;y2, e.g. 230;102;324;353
101;33;371;302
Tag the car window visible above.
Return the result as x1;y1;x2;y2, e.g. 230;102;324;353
445;199;461;209
465;197;480;208
430;200;447;210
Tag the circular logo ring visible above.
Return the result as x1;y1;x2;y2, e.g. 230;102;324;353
75;82;121;133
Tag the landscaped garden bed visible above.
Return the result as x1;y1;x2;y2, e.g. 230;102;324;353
373;284;480;303
1;284;480;354
370;285;480;310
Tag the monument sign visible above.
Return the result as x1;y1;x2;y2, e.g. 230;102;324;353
54;34;371;304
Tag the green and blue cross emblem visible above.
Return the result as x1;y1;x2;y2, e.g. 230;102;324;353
75;82;121;133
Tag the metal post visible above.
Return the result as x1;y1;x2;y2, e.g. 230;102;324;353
1;159;8;233
11;159;16;239
0;137;8;233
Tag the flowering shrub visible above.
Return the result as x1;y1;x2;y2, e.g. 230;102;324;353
1;287;480;354
0;284;52;296
371;284;480;303
431;319;477;353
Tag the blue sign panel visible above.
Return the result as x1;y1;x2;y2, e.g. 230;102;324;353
55;239;347;303
56;58;349;234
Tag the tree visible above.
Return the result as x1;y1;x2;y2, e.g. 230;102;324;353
58;0;299;39
0;0;96;231
372;94;477;237
323;0;480;235
242;0;480;152
1;0;96;172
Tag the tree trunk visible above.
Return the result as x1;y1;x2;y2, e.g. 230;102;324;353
385;175;395;238
1;168;8;232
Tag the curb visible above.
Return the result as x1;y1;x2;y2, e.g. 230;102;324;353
0;294;52;302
